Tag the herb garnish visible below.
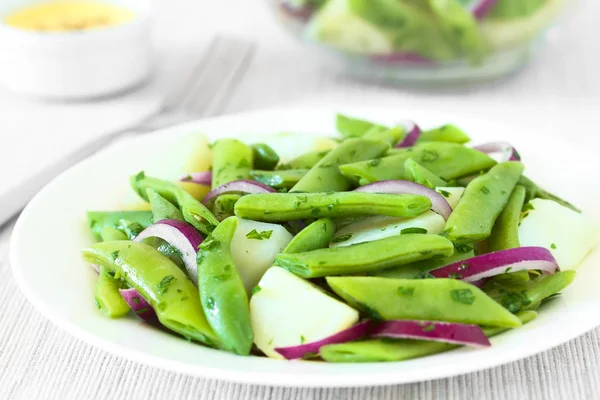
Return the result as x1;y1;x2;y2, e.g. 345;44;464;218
331;234;352;243
157;275;176;295
246;229;273;240
480;186;490;195
450;288;475;305
401;227;428;234
397;286;415;296
439;190;451;198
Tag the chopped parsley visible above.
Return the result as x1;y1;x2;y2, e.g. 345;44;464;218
448;272;463;279
111;250;120;261
421;323;436;332
420;150;439;162
439;189;451;198
246;229;273;240
397;286;415;296
522;203;535;212
300;335;306;344
455;244;473;254
550;243;557;249
368;158;381;167
252;286;262;295
480;186;490;195
310;207;321;216
450;288;475;305
134;171;145;182
401;227;428;234
156;275;176;295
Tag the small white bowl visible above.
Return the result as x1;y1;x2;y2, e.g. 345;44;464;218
0;0;153;99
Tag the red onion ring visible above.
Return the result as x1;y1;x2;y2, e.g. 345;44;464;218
395;121;422;148
119;288;156;321
181;171;212;186
274;321;374;360
202;180;276;205
134;219;204;283
355;180;452;220
469;0;500;19
430;247;559;283
371;320;491;347
473;141;521;162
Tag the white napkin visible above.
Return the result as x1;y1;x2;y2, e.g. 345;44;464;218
0;83;161;202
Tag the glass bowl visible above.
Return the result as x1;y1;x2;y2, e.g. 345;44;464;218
266;0;570;84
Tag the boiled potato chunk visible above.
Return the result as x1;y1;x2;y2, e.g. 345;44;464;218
250;267;359;359
519;199;600;270
230;219;293;294
435;187;465;210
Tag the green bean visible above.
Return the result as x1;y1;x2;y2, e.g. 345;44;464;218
251;143;280;171
283;218;336;254
320;311;536;362
404;158;447;189
518;175;580;212
443;162;524;244
488;185;526;252
213;194;241;221
374;243;474;279
250;169;308;189
277;150;330;170
417;124;470;144
234;192;432;222
326;276;522;327
336;113;383;138
115;219;145;239
291;138;390;193
363;126;404;146
82;241;219;346
93;227;130;319
484;270;576;313
131;172;218;235
197;217;253;355
275;234;454;278
339;142;496;185
147;188;184;222
211;139;254;188
86;210;153;240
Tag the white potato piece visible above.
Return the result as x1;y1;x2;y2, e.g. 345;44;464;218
330;211;445;248
519;199;600;270
435;187;465;210
230;219;293;294
250;267;359;359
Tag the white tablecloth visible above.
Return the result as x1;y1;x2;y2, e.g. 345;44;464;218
2;0;600;398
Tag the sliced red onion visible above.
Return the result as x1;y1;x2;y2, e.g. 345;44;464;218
274;321;374;360
280;2;314;21
355;180;452;220
467;0;499;19
395;121;422;148
430;247;559;283
134;219;204;283
202;180;276;205
119;288;156;321
371;320;490;347
473;141;521;162
371;53;432;65
181;171;212;186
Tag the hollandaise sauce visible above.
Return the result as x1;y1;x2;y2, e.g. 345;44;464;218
4;1;135;32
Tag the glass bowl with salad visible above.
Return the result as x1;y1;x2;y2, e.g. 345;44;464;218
267;0;569;83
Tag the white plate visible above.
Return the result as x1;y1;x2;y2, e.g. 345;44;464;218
10;106;600;387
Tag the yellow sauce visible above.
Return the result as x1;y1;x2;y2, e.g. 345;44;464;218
4;1;135;32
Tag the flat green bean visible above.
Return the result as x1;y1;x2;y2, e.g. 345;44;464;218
363;126;404;146
250;169;308;189
131;173;218;235
336;113;383;138
518;175;580;213
283;218;336;253
251;143;280;170
87;210;153;240
374;243;474;279
147;188;184;222
211;139;254;188
82;241;219;346
276;234;454;278
327;276;522;327
339;142;496;185
290;138;389;193
213;194;241;221
320;311;536;362
488;185;526;252
417;124;470;144
404;158;447;189
94;227;130;318
234;192;432;222
444;162;524;244
484;271;576;313
197;217;253;355
277;150;330;170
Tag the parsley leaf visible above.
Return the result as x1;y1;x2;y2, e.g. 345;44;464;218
401;227;428;234
331;234;353;243
450;288;475;305
246;229;274;240
156;275;176;295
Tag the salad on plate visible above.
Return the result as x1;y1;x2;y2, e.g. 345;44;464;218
82;112;598;362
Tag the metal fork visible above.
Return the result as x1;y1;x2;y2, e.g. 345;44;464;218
0;35;255;227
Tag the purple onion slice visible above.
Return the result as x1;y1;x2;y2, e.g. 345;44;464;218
181;171;212;186
119;288;156;321
371;320;491;347
202;180;276;206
